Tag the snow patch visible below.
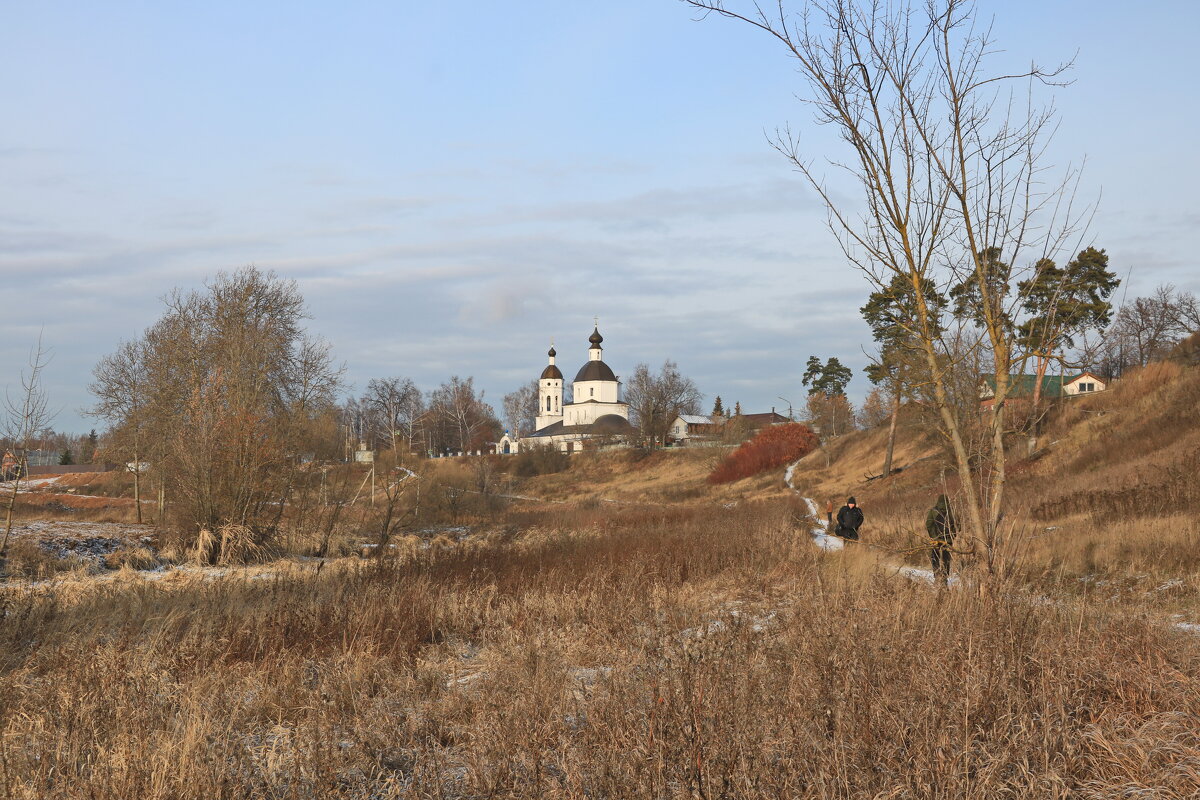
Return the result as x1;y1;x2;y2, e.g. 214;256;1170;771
0;475;62;489
679;608;778;640
897;566;959;587
785;460;843;551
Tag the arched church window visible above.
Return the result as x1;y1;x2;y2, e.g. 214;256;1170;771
547;396;551;412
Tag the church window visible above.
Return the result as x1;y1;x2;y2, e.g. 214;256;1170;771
590;388;594;397
547;396;552;411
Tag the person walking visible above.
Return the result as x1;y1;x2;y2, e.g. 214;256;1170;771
835;497;863;541
825;499;834;527
925;494;958;586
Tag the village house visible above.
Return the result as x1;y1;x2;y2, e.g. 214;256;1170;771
667;410;792;446
667;414;721;445
979;371;1108;408
736;411;792;429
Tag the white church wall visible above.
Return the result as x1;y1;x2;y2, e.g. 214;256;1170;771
572;379;619;404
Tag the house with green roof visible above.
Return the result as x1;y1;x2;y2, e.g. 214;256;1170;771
979;371;1107;408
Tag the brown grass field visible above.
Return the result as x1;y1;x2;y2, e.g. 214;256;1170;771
2;363;1200;798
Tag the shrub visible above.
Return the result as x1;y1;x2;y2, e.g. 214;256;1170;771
103;546;160;571
511;444;570;477
5;538;85;579
708;423;819;484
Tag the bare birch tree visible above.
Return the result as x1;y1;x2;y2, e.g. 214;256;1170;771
2;336;56;575
684;0;1091;577
88;339;150;523
503;380;540;438
426;376;500;454
365;376;423;452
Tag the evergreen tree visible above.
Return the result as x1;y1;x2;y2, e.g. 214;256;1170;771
801;356;853;396
802;356;855;440
949;246;1013;331
733;401;742;416
83;429;99;463
58;448;74;466
1017;247;1119;409
711;396;724;417
860;274;947;478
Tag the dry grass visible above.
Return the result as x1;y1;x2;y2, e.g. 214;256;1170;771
522;448;737;505
3;538;90;579
6;364;1200;797
0;487;145;524
3;497;1200;797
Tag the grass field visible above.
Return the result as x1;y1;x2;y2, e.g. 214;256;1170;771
2;362;1200;797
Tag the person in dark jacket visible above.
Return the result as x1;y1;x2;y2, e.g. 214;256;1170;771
835;497;863;541
925;494;957;586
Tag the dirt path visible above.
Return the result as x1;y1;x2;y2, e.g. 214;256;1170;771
784;458;957;585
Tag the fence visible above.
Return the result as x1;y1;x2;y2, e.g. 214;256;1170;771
26;464;116;476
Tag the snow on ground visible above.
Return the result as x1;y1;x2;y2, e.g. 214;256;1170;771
5;521;154;562
0;475;62;489
897;565;959;587
679;607;778;640
786;459;844;551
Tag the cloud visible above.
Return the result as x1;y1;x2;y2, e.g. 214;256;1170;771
468;177;816;231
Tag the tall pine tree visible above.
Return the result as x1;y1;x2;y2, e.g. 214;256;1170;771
860;274;946;478
1017;247;1119;411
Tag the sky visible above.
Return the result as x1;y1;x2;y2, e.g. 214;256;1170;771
2;1;1198;433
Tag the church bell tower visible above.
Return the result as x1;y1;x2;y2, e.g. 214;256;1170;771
535;344;564;431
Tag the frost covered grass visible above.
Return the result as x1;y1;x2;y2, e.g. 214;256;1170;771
3;498;1200;798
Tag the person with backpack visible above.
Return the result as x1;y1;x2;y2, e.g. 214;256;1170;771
925;494;958;586
835;497;863;541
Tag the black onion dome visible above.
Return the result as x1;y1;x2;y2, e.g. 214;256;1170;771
588;327;603;347
548;345;557;357
590;414;633;434
540;363;563;380
574;360;617;382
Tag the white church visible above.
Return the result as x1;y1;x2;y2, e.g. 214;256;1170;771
497;325;636;454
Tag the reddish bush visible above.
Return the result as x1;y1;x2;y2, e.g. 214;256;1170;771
708;423;819;484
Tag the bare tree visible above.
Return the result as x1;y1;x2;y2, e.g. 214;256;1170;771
89;339;150;523
2;336;56;574
90;268;342;551
426;376;500;454
1177;291;1200;335
364;376;423;453
624;360;702;448
1098;285;1198;374
686;0;1091;578
503;380;540;437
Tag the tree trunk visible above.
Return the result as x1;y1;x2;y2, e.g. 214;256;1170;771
986;350;1012;578
1027;353;1050;456
1030;354;1048;412
1;464;23;576
133;441;143;525
882;389;900;480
